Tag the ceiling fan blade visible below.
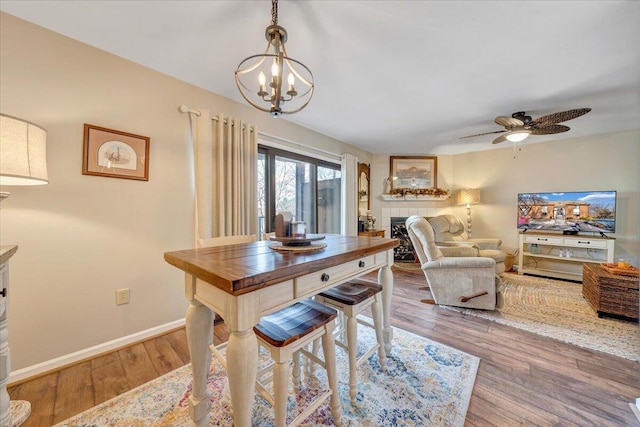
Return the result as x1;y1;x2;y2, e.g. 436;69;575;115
492;134;509;144
459;130;506;139
529;124;571;135
495;116;524;127
530;108;591;126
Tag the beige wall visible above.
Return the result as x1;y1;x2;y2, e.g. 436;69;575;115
451;130;640;260
0;13;368;371
371;131;640;264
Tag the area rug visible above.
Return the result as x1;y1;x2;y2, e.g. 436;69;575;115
55;324;479;427
448;273;640;362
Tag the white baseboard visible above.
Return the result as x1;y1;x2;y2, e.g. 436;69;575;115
9;318;186;384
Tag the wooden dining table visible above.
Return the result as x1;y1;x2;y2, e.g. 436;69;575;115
164;234;398;427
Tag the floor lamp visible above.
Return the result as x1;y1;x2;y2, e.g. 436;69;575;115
0;113;49;427
457;188;481;237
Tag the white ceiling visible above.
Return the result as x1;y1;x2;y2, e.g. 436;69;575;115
2;1;639;155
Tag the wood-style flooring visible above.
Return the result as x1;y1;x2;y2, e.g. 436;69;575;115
9;268;640;426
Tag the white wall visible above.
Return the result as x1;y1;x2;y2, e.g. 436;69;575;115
0;13;368;372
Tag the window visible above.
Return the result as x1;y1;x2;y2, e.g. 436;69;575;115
258;146;341;237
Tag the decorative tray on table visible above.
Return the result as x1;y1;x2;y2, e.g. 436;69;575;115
600;263;639;277
269;234;326;252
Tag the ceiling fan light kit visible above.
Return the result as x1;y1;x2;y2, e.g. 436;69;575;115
505;128;531;142
461;108;591;145
235;0;314;117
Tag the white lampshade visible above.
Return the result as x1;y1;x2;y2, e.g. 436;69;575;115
0;114;48;186
457;188;481;206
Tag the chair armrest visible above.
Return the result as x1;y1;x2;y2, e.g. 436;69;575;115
438;245;479;257
468;238;502;250
423;257;495;269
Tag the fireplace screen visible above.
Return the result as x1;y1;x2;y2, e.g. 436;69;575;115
390;217;415;261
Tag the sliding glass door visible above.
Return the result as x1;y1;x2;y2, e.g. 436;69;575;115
258;146;341;237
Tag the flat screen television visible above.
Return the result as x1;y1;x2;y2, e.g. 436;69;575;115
517;191;617;235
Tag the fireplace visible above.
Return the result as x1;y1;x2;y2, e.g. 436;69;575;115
390;217;415;261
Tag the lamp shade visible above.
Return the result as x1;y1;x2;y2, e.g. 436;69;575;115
457;188;481;206
0;114;48;186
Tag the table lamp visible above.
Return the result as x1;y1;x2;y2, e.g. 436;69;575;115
457;188;481;236
0;113;48;427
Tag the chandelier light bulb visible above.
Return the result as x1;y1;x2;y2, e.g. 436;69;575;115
271;61;279;77
258;71;266;86
287;73;295;86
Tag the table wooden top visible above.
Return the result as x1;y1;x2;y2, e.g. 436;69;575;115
164;234;398;296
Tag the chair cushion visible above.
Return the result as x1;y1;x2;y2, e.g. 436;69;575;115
318;279;382;306
443;214;465;233
479;249;506;263
254;300;337;348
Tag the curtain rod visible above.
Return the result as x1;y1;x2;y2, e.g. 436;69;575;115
178;105;255;132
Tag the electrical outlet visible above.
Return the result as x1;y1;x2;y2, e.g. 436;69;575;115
116;288;130;305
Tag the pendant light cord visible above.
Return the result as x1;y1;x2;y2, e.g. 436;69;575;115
271;0;278;25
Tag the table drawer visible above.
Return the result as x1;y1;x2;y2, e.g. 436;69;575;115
295;255;376;297
569;238;608;248
524;235;563;245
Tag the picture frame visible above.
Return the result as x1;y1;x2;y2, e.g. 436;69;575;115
82;124;150;181
389;156;437;190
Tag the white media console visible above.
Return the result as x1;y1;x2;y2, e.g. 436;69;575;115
518;232;615;281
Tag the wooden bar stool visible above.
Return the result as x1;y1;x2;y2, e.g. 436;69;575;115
212;299;342;427
314;278;386;404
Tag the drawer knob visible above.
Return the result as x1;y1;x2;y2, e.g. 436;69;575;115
359;260;366;268
0;288;6;297
578;241;590;245
321;273;330;282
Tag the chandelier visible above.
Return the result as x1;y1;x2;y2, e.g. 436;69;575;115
235;0;314;117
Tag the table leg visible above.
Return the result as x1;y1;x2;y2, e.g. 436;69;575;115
226;327;259;427
378;264;394;354
185;300;213;426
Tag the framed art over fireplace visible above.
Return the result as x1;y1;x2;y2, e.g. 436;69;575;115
389;156;437;190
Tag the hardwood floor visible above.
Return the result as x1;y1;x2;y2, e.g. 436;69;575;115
9;267;640;426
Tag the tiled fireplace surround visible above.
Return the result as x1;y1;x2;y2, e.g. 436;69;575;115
380;207;441;238
381;207;444;261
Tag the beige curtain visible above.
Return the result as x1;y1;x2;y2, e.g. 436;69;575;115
341;153;359;236
189;110;258;244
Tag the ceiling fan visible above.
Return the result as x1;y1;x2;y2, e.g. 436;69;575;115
460;108;591;144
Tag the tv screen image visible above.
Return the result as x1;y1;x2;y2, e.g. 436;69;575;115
517;191;616;234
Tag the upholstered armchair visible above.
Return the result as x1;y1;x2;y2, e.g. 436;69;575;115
428;214;506;274
406;215;500;310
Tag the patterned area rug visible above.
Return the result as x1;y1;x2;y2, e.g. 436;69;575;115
449;273;640;361
55;325;479;426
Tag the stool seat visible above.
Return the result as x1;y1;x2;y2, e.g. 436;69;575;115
255;299;338;347
318;279;382;306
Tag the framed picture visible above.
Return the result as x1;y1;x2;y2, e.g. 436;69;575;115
389;156;437;190
82;124;150;181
